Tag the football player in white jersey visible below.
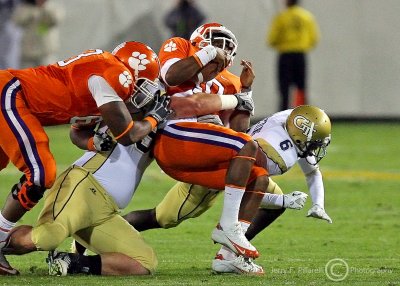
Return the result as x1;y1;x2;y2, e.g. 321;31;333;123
123;105;332;275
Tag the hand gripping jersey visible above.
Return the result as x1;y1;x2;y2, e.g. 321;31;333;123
6;49;133;126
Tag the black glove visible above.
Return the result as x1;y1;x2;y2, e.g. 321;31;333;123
234;91;255;115
93;131;115;151
143;94;172;124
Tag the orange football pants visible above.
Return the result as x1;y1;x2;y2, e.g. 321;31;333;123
153;122;267;190
0;70;56;189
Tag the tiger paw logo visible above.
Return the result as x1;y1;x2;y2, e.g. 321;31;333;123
163;41;177;52
128;52;151;74
119;70;133;88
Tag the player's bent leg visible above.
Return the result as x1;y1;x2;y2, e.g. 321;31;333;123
239;174;268;223
213;157;267;259
156;182;220;229
5;225;36;255
245;178;286;241
245;208;286;241
123;208;160;231
100;253;149;275
73;214;157;275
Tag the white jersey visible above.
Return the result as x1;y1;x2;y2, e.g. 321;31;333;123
248;109;318;176
73;131;155;209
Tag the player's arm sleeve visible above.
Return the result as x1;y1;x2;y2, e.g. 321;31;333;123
88;75;123;107
298;158;325;208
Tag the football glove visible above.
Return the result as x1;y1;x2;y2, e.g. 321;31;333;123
307;204;333;223
92;131;114;152
234;91;254;115
283;191;308;210
144;94;172;124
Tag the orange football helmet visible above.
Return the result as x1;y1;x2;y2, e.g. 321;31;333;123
112;41;161;108
190;22;238;63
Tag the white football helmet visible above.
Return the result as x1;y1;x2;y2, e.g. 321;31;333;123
190;22;238;65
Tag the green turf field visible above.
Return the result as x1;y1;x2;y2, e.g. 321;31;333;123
0;122;399;285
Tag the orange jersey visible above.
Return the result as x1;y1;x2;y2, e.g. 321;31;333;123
159;37;241;96
7;49;133;125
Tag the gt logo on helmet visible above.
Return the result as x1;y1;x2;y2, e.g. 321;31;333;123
293;115;316;141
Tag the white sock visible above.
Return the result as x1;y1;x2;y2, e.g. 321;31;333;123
219;186;245;229
0;212;16;242
260;193;284;209
240;220;250;233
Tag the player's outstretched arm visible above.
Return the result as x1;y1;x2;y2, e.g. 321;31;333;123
99;97;170;146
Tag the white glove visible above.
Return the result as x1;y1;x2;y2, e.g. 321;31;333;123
283;191;308;210
93;131;115;152
233;91;254;115
307;204;333;223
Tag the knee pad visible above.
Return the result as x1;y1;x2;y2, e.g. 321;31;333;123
11;176;46;210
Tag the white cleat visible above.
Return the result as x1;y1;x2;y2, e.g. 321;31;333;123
212;253;264;275
211;223;259;259
283;191;308;210
47;251;70;276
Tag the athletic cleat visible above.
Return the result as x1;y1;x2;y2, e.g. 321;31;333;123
212;253;264;275
0;250;19;275
47;250;71;276
211;223;259;259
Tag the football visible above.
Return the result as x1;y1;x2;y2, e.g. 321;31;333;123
199;61;221;82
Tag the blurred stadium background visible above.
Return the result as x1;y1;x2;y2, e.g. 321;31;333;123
51;0;400;119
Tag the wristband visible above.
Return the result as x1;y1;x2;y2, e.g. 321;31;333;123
218;94;238;110
144;116;158;129
194;45;217;67
87;137;96;151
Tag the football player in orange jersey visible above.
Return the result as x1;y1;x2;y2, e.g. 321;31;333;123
149;23;267;260
0;41;171;275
